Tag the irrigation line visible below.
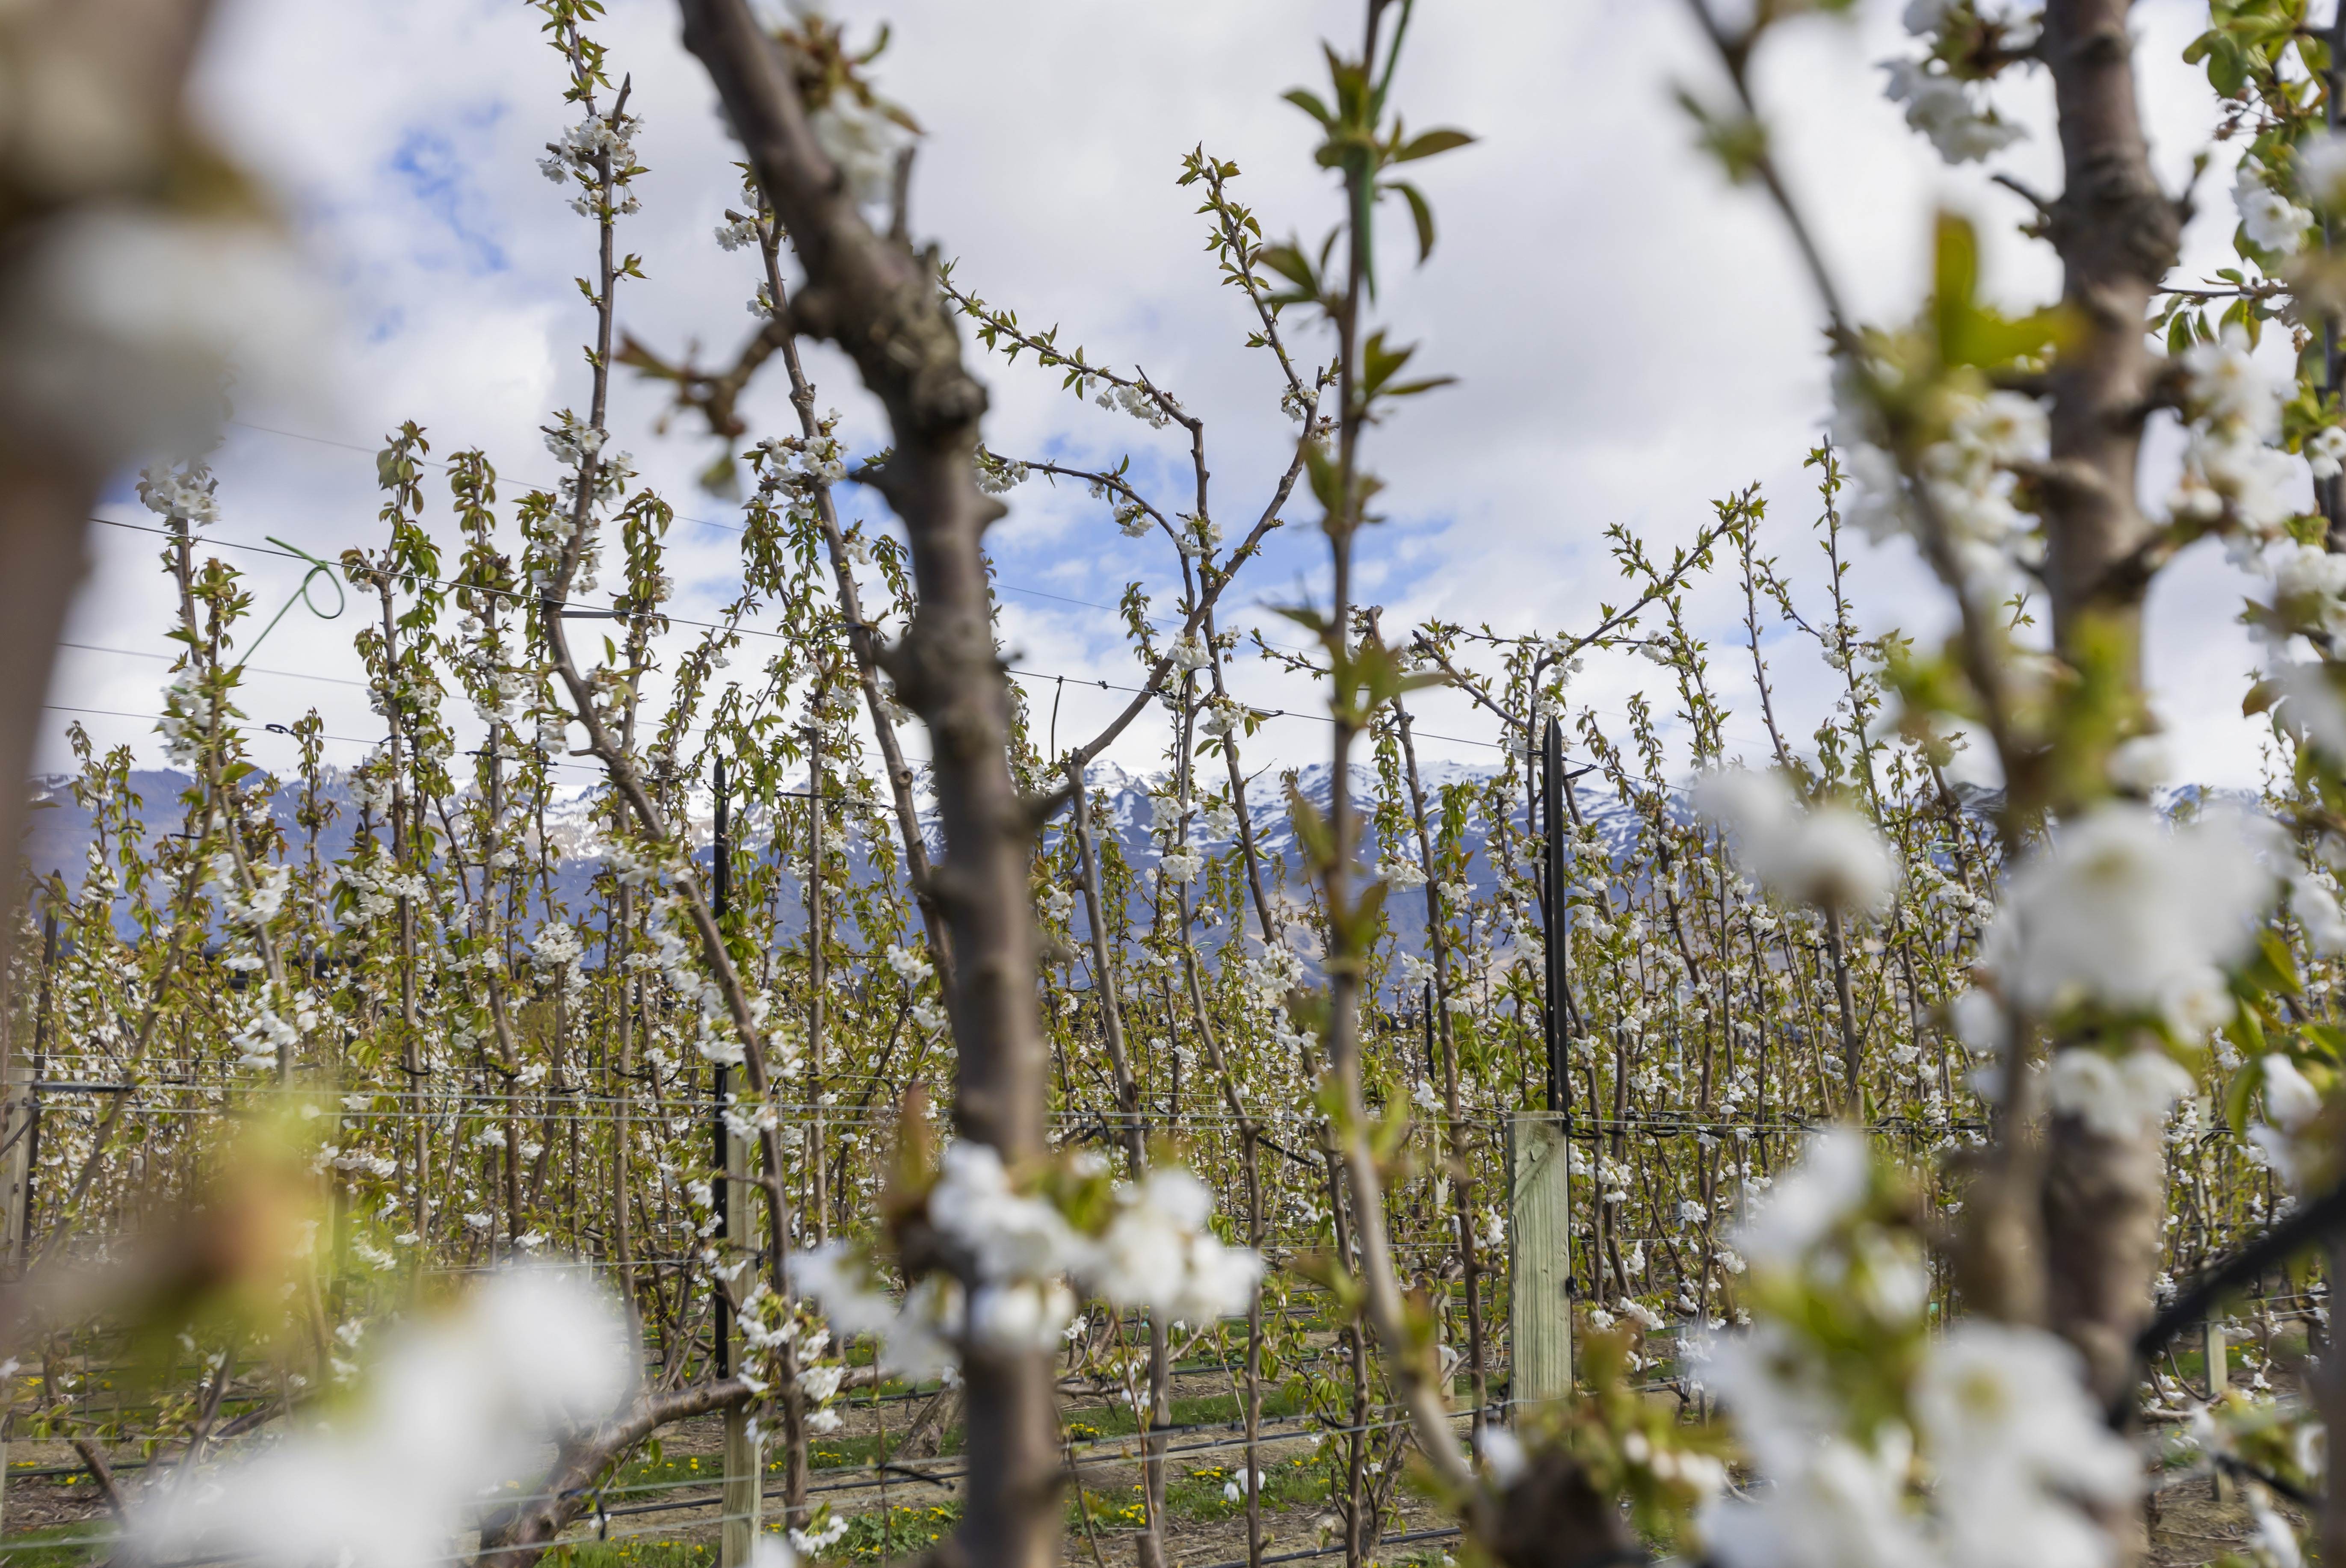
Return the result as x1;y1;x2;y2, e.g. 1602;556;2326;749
15;1397;1446;1521
577;1409;1445;1523
2;1080;1999;1140
1194;1524;1464;1568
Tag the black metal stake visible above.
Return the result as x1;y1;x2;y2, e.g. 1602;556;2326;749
712;753;733;1381
1542;719;1568;1119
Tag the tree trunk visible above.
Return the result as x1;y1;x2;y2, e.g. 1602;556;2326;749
675;10;1062;1568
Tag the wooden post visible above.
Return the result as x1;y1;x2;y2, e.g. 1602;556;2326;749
1;913;53;1281
2207;1319;2231;1502
722;1113;760;1561
1508;1113;1573;1412
0;912;49;1536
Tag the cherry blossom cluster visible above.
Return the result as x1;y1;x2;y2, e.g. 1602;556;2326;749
796;1142;1260;1377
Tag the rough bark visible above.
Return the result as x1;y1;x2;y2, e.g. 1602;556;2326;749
675;9;1060;1568
476;1379;752;1566
2032;0;2183;1435
2038;0;2178;647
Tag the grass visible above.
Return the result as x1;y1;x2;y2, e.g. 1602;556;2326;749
1167;1453;1331;1520
550;1540;719;1568
837;1501;961;1560
1061;1387;1306;1445
0;1521;116;1568
545;1507;967;1568
1068;1450;1333;1536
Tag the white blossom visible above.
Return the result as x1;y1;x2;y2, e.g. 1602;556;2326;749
1882;59;2026;164
1087;1167;1262;1323
809;99;914;210
2044;1048;2195;1140
927;1142;1082;1283
1732;1127;1870;1272
1698;769;1896;912
1380;857;1429;892
2235;157;2314;254
1985;803;2273;1037
2173;328;2302;536
1097;380;1175;430
2301;131;2346;210
1914;1322;2138;1568
2248;1054;2330;1193
2308;426;2346;481
135;1269;631;1568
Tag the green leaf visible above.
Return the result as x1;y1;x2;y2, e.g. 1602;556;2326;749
2302;1023;2346;1065
2211;34;2250;97
1257;239;1323;307
1272;602;1330;636
2167;310;2196;358
2223;1059;2260;1134
1389;180;1436;263
1282;88;1334;128
1303;440;1343;516
2224;1001;2269;1060
1379;376;1458;399
1393;128;1474;163
2252;927;2304;997
1288;783;1334;870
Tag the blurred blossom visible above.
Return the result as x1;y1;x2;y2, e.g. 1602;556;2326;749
2248;1054;2334;1194
1731;1127;1870;1274
809;98;914;210
1697;769;1896;912
2234;157;2313;255
0;207;318;464
1702;1135;2136;1568
1986;803;2273;1039
2044;1048;2195;1140
1880;59;2024;165
139;1267;632;1568
2275;662;2346;757
1912;1324;2136;1568
2299;130;2346;210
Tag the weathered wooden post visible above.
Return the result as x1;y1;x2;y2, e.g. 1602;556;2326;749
1;911;53;1280
1509;1115;1573;1409
1509;722;1576;1412
0;909;55;1535
2207;1318;2231;1502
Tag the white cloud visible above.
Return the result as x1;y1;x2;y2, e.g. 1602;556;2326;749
33;0;2270;797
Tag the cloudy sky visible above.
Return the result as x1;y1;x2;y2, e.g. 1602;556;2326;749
41;0;2288;799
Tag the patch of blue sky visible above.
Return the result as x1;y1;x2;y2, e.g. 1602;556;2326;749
388;124;511;277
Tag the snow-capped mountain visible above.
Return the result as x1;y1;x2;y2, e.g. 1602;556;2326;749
24;756;1657;948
